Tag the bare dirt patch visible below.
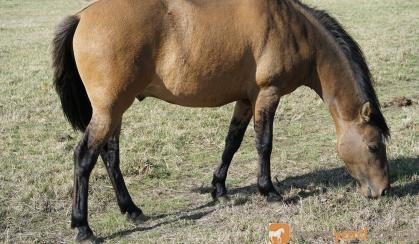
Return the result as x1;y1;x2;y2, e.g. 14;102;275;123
383;96;417;108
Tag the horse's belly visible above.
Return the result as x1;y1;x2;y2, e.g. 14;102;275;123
143;76;249;107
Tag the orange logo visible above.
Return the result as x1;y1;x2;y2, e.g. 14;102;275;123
333;227;368;243
269;223;291;244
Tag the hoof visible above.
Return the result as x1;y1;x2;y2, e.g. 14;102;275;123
211;184;227;200
211;190;228;200
266;191;283;202
76;226;95;243
127;210;149;225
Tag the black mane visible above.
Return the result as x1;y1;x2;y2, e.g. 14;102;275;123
295;1;390;138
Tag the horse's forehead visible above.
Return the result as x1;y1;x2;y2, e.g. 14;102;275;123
361;125;383;140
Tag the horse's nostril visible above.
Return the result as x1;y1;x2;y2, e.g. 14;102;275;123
367;186;372;198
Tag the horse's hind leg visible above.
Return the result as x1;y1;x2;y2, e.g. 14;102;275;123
100;122;147;224
212;100;252;200
71;110;124;241
253;87;282;202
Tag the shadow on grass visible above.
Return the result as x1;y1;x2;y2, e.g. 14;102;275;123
98;157;417;242
387;157;419;197
281;156;419;202
96;199;247;242
195;156;419;203
95;201;216;243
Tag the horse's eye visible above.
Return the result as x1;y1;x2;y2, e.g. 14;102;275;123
368;145;379;153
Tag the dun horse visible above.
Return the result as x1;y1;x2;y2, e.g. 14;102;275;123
52;0;390;241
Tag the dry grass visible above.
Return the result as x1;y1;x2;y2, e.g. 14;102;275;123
0;0;418;243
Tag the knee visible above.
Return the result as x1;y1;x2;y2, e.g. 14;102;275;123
225;125;247;152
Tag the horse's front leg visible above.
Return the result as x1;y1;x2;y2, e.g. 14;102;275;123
100;123;147;224
212;100;252;200
253;87;282;202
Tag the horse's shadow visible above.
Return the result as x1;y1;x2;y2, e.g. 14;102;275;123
386;157;419;197
98;156;418;242
95;201;219;243
196;156;418;203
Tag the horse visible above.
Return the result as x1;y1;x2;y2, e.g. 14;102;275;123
52;0;390;241
269;228;285;244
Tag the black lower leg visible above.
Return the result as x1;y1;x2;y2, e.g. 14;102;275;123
71;131;98;241
100;129;145;223
212;101;252;199
255;125;277;197
254;103;282;202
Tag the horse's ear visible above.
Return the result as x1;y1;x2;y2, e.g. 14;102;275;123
360;102;372;123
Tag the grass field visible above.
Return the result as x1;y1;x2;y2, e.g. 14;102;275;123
0;0;418;243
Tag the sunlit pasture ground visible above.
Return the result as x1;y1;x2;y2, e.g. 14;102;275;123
0;0;418;243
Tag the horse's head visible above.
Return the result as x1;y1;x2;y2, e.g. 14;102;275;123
336;102;390;198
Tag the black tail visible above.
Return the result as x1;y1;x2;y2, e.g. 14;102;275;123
52;15;91;132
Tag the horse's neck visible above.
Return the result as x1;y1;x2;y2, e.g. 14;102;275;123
306;34;364;125
281;1;365;122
